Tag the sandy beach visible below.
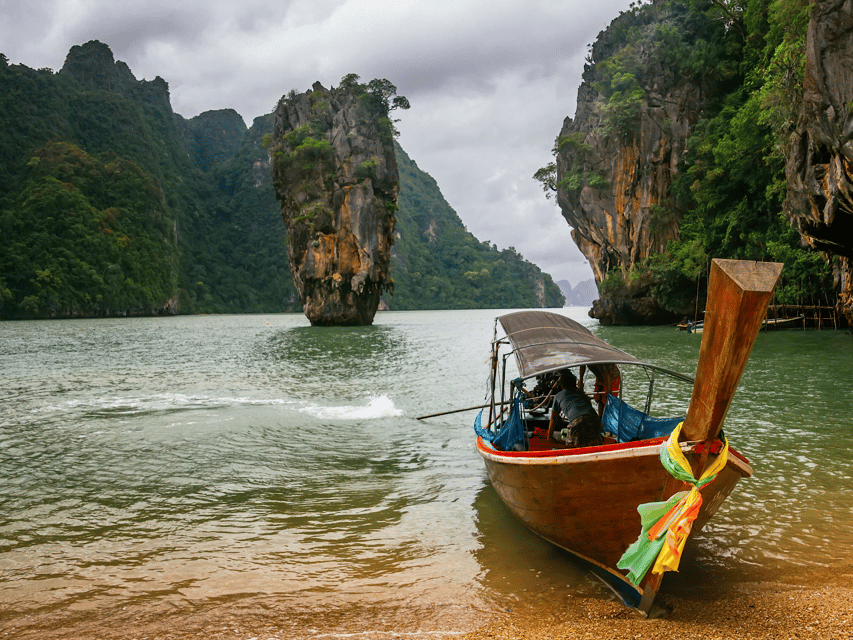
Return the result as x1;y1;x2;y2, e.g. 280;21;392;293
3;562;851;640
462;585;853;640
462;561;853;640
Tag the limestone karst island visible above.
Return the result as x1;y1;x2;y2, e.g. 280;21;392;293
270;78;403;326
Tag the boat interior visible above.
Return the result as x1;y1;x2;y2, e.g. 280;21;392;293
525;395;683;452
475;311;701;454
480;365;690;453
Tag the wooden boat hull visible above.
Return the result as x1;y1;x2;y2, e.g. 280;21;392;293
477;436;753;608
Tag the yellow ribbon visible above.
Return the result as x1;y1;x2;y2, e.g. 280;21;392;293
650;423;730;576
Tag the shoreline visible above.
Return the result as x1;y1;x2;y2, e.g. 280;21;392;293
3;564;851;640
463;585;853;640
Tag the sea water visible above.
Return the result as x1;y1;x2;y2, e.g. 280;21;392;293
1;309;851;638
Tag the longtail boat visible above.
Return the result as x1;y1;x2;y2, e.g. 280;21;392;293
474;259;783;615
761;315;805;330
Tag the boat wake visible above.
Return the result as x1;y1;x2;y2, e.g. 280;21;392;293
22;392;404;428
300;394;404;420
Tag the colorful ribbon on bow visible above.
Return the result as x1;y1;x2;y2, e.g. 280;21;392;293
617;422;729;585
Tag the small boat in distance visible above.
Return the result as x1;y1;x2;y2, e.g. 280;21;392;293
474;259;783;615
761;314;805;330
677;319;703;333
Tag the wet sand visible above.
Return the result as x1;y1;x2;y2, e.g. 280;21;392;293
463;562;853;640
463;585;853;640
3;563;851;640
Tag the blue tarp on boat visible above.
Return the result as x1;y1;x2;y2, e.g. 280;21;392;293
474;391;526;451
602;394;683;442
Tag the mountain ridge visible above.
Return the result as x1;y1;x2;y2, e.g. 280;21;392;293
556;279;598;307
0;41;563;318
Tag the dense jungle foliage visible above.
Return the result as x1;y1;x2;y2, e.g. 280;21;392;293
562;0;835;313
0;53;186;317
387;144;564;310
0;45;560;319
1;141;178;316
0;54;296;318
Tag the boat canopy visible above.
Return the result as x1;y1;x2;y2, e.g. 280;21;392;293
496;311;693;383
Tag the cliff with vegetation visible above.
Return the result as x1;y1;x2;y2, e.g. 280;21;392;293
550;0;720;323
0;40;298;318
541;0;841;325
0;42;561;319
270;78;403;325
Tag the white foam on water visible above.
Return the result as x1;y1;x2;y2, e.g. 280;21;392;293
300;394;404;420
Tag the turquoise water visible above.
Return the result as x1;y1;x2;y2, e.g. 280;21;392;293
1;309;851;638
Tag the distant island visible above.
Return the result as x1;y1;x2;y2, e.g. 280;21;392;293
556;279;598;307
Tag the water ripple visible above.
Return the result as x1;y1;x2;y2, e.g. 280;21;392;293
1;310;851;632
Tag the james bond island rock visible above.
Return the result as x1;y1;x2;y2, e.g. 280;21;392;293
542;3;723;325
271;77;407;325
785;0;853;326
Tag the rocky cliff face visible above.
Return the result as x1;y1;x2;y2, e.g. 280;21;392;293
784;0;853;326
550;2;722;324
555;75;713;324
271;81;399;325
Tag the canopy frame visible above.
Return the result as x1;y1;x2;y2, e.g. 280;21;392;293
493;311;694;385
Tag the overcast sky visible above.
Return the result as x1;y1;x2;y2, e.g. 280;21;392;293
1;0;634;287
